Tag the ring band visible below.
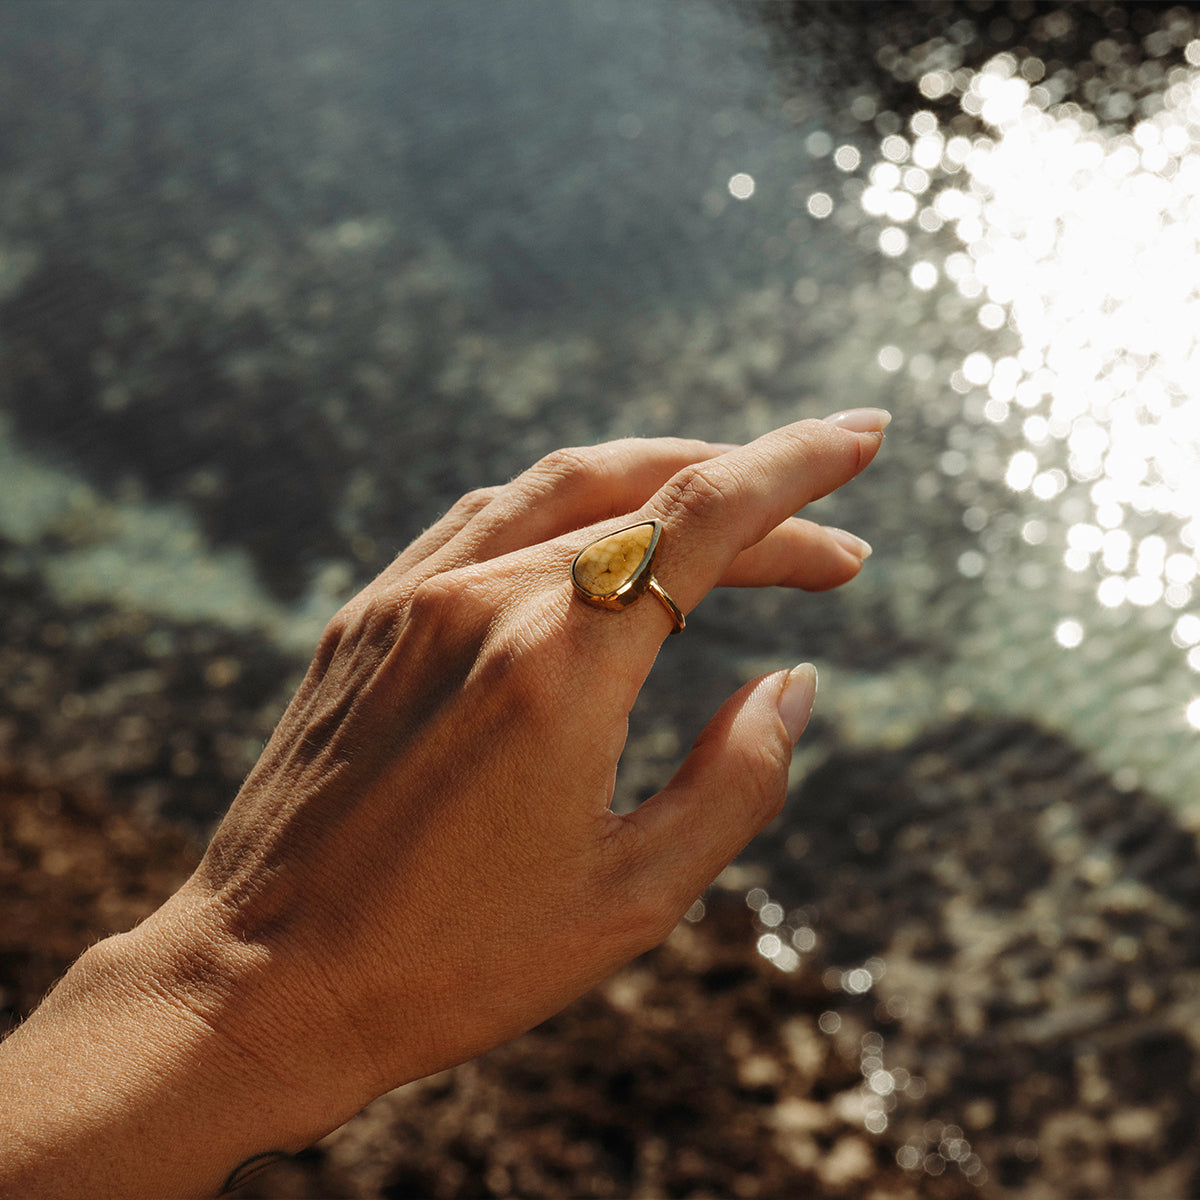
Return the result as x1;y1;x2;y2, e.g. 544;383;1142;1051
646;577;685;632
570;519;686;635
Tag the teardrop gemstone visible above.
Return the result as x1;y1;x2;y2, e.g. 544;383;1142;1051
571;520;658;603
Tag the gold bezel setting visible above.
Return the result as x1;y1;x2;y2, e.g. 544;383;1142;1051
570;519;684;634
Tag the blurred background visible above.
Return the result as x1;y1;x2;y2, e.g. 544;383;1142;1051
3;1;1200;1196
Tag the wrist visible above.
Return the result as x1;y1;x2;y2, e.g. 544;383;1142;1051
106;890;370;1143
0;891;354;1198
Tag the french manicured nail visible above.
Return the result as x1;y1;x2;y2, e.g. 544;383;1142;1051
777;663;818;744
826;527;873;559
823;408;892;432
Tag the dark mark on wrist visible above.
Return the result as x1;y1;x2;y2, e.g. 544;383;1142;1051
219;1151;290;1195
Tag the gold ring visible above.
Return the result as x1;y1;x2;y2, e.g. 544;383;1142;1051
570;519;685;635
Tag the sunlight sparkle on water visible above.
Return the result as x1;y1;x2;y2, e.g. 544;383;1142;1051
728;172;756;200
859;49;1200;734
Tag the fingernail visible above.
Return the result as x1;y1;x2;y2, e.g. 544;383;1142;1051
777;663;818;744
823;408;892;433
710;442;741;454
826;526;873;559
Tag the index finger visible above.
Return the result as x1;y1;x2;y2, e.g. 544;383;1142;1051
642;412;889;615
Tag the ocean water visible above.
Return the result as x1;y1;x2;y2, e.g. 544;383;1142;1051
3;0;1198;812
5;2;1200;1187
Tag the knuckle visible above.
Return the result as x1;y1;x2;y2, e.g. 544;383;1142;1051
318;607;351;653
472;636;538;708
403;568;517;666
313;608;351;673
530;446;603;495
310;591;403;675
450;485;500;520
404;573;476;631
361;592;406;640
662;461;736;522
470;612;558;715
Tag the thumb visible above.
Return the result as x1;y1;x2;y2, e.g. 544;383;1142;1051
619;663;818;919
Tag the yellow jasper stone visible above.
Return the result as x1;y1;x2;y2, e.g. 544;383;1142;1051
571;521;657;601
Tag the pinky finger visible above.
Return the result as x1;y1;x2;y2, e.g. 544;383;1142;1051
381;486;502;582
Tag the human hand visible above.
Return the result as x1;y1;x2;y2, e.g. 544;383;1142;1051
0;411;887;1197
179;409;885;1121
